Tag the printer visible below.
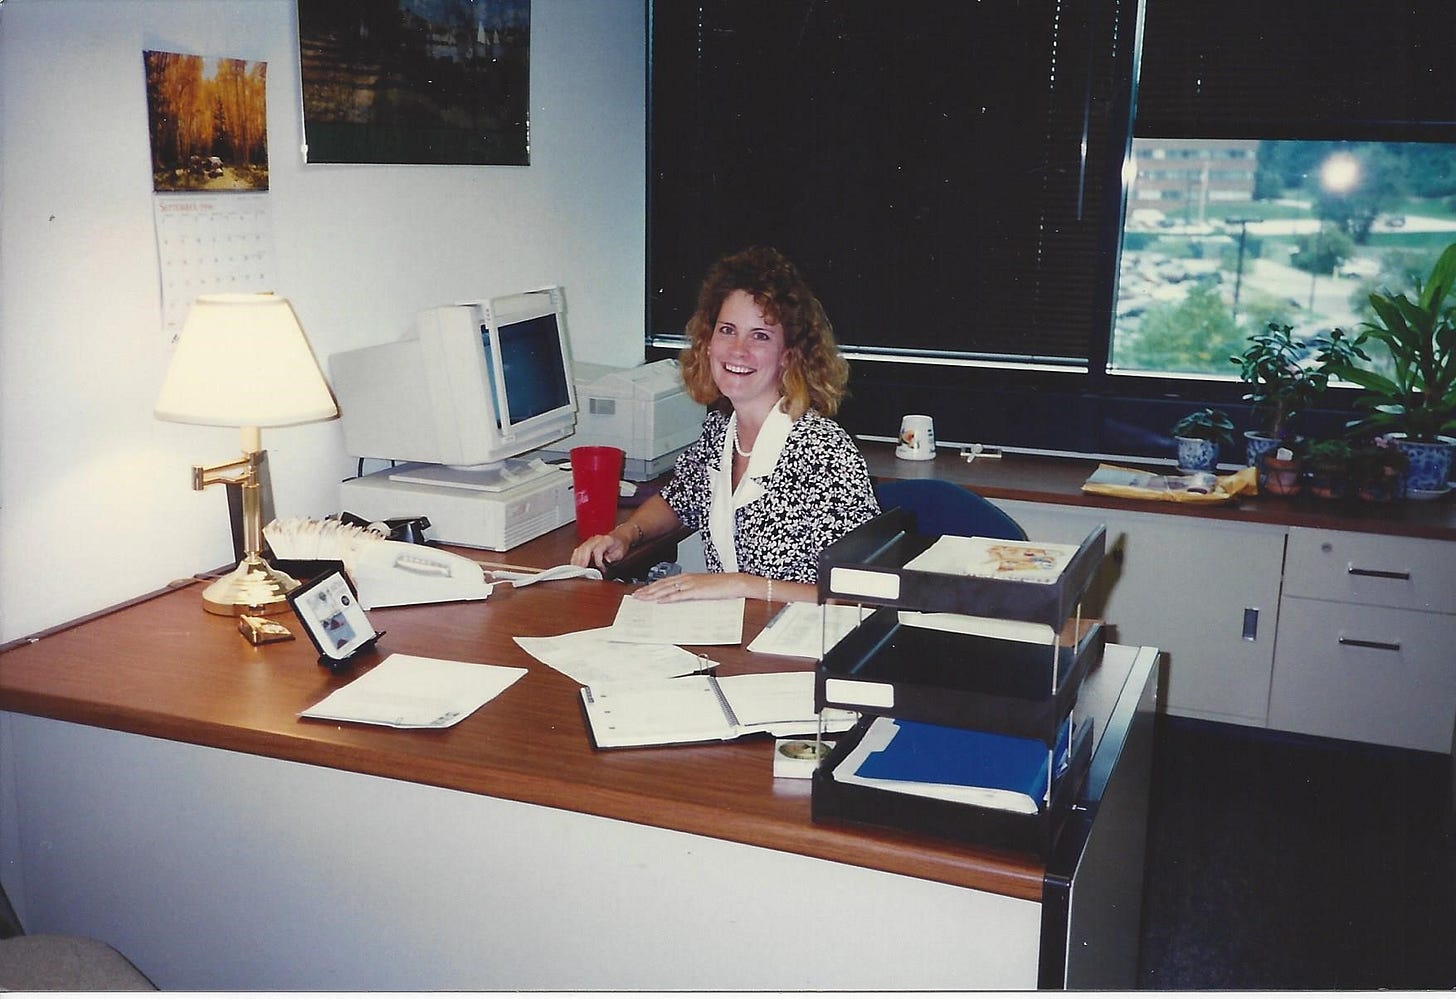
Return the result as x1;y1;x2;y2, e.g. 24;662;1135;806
541;358;704;480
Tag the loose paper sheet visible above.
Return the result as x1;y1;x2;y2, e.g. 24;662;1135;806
300;654;526;729
514;627;712;686
608;596;746;646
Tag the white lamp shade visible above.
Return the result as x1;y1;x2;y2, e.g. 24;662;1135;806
155;293;339;428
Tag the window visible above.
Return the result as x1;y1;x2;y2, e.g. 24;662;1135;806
647;0;1456;460
1111;139;1456;380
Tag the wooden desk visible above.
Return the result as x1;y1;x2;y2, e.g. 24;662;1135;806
0;576;1156;990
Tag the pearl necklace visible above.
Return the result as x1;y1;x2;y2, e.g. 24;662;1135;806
732;423;753;458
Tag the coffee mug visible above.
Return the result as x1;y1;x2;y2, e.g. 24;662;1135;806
895;414;936;460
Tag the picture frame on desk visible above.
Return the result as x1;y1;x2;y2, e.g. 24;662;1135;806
286;569;383;671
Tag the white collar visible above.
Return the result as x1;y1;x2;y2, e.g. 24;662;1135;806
708;400;793;572
735;400;793;481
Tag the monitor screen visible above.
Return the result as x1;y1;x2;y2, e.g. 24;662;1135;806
491;313;572;428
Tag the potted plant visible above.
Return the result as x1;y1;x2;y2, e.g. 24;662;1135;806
1331;241;1456;495
1349;435;1409;503
1305;438;1353;500
1256;440;1305;496
1230;321;1369;468
1170;408;1235;473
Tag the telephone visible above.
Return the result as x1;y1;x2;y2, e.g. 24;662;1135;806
264;517;494;610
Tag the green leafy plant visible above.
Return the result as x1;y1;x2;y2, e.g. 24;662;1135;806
1332;241;1456;442
1230;322;1369;439
1171;407;1235;447
1305;438;1355;499
1305;438;1353;472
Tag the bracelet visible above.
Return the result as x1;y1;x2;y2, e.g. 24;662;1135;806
629;522;644;548
766;577;773;604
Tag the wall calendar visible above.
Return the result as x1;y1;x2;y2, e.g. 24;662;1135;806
153;192;277;343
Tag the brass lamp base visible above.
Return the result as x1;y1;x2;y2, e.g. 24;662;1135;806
201;557;300;616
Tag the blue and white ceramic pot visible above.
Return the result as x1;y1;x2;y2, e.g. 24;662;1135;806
1176;436;1219;474
1394;435;1454;493
1244;431;1281;469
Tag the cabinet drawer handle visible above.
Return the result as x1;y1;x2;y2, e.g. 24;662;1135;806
1346;565;1411;581
1338;636;1402;652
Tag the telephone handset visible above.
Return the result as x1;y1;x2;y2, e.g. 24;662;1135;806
265;518;494;609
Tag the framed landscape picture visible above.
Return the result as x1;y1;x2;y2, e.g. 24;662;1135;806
145;50;270;191
298;0;530;166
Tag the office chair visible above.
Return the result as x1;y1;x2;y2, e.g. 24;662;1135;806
874;478;1027;541
0;934;156;990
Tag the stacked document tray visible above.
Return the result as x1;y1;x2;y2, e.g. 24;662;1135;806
811;507;1107;854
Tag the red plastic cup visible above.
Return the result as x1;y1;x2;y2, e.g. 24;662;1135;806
571;446;625;541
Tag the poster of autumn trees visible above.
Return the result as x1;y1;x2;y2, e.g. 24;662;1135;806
297;0;530;165
145;51;269;192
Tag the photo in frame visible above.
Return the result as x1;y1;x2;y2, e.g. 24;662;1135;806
287;569;383;667
144;50;270;192
297;0;530;165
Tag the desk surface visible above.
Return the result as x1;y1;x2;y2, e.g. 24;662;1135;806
0;571;1150;904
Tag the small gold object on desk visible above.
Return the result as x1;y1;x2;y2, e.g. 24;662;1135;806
239;614;295;645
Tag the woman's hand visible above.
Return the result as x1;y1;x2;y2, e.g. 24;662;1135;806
634;571;765;603
573;496;682;571
571;529;630;569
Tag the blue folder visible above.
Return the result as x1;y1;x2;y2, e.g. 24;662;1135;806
854;717;1071;801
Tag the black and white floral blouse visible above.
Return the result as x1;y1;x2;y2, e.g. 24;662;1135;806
660;405;880;583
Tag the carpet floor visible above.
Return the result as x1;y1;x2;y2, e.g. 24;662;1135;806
1137;715;1455;990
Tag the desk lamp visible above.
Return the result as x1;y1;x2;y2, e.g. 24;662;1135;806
155;293;338;616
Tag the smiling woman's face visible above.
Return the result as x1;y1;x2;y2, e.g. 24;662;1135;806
708;289;788;416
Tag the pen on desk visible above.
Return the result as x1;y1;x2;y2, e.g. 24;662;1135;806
672;654;716;679
960;443;1003;462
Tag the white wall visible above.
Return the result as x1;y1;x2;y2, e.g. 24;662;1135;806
0;0;647;641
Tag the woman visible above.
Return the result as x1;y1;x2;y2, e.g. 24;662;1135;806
571;246;879;603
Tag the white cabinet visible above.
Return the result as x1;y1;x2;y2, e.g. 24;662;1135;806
1000;501;1287;727
1267;528;1456;753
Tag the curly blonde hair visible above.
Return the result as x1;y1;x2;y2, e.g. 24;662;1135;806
679;246;849;419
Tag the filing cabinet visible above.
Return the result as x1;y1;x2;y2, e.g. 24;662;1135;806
1267;528;1456;753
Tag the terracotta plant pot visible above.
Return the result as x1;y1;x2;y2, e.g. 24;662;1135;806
1259;452;1303;496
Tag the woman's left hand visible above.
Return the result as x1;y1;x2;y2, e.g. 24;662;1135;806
633;571;755;603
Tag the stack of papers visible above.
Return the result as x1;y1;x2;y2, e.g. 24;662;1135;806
747;601;867;658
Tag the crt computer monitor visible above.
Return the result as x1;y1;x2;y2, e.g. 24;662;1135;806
330;287;577;489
